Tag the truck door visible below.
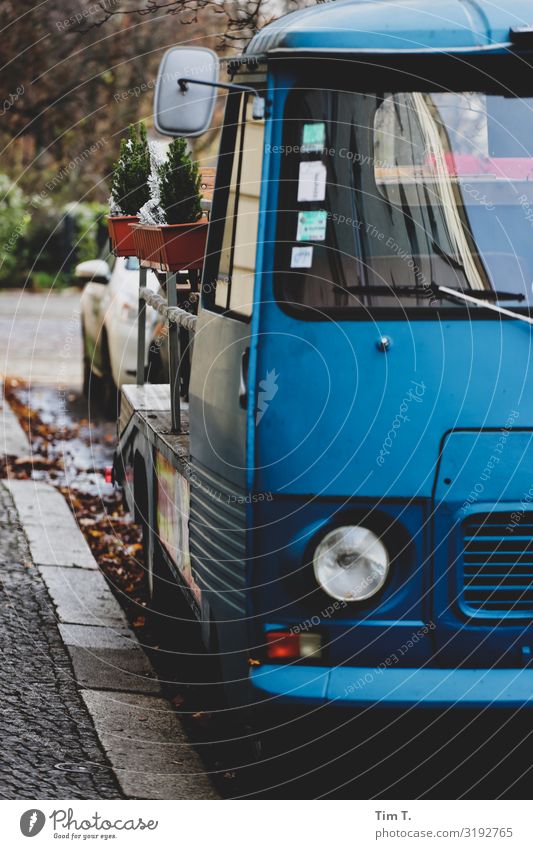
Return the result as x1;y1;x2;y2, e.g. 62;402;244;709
189;92;264;490
188;92;265;691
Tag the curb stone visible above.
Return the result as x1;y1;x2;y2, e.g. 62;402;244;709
0;385;29;457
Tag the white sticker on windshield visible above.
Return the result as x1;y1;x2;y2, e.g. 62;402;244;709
297;161;327;202
291;246;314;268
296;210;327;242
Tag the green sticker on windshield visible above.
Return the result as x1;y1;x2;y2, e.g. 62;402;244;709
296;210;328;242
301;122;326;153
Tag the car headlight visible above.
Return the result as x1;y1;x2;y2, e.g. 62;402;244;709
313;525;389;601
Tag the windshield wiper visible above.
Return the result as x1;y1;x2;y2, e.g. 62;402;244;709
431;284;525;302
344;283;525;301
436;285;533;326
345;284;431;297
431;240;525;301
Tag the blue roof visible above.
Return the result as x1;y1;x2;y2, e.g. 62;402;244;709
246;0;533;56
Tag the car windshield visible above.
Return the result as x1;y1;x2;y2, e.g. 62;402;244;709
276;89;533;311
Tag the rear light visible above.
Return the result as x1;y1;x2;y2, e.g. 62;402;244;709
265;630;322;661
104;466;113;484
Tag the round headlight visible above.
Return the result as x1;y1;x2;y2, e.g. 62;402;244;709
313;525;389;601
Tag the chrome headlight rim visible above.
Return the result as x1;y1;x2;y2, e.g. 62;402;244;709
312;524;390;602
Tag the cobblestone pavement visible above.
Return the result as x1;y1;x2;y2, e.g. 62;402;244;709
0;485;123;799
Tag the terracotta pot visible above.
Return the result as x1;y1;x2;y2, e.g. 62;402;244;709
130;224;164;270
130;221;208;272
107;215;138;257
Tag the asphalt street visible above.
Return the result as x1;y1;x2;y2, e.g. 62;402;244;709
0;289;82;387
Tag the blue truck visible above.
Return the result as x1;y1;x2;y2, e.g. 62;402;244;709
115;0;533;715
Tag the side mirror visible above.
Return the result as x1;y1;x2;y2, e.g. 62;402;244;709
74;259;111;285
154;47;218;137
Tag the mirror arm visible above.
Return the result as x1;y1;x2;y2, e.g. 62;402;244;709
177;78;266;119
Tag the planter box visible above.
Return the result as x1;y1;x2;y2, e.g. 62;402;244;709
107;215;138;257
130;221;208;272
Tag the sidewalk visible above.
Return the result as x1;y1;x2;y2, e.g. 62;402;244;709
0;389;217;800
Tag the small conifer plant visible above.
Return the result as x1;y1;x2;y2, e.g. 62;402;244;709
158;137;203;225
110;123;150;216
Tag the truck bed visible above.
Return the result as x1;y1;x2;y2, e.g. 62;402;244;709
119;383;190;474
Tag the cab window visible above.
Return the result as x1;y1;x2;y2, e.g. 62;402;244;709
209;94;264;319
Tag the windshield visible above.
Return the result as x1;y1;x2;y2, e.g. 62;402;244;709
276;89;533;312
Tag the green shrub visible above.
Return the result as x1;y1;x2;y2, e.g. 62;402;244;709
158;137;203;225
30;270;71;290
110;123;150;216
20;201;108;287
21;203;69;278
0;173;30;286
71;202;108;263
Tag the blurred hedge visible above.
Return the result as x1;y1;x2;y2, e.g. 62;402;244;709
0;174;108;288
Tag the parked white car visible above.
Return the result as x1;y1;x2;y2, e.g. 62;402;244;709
77;255;164;412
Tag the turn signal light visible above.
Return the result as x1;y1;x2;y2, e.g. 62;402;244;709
265;630;322;661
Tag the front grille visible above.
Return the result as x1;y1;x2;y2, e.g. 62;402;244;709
462;513;533;615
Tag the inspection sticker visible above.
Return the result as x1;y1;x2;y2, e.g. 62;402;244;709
290;246;314;268
296;210;328;241
297;160;327;202
301;122;326;153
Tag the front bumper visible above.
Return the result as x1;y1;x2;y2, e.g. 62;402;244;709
251;664;533;709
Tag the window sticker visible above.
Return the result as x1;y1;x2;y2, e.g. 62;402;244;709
301;122;326;153
290;246;314;268
297;161;327;202
296;210;328;242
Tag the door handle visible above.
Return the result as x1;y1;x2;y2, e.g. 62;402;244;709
239;347;250;409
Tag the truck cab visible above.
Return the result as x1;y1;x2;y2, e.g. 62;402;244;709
116;0;533;712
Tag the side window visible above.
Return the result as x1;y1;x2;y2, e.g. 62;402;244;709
212;95;265;319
